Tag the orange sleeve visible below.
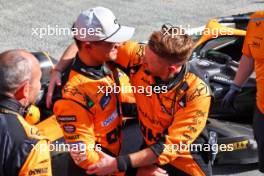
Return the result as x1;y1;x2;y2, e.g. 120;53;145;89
19;140;52;176
53;99;100;169
242;22;254;58
152;83;211;165
115;41;145;68
241;12;262;58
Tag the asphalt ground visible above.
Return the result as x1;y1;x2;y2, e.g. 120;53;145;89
0;0;263;59
0;0;264;175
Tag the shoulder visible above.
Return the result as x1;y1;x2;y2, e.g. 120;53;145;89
185;66;212;100
0;113;27;143
247;11;264;29
0;113;38;175
251;11;264;19
117;41;142;51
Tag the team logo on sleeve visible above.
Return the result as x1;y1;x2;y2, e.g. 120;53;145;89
85;95;94;108
99;93;111;110
57;116;76;122
103;110;118;126
63;124;76;133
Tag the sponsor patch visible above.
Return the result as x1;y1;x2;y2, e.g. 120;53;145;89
85;95;94;108
103;110;118;126
57;116;76;122
63;124;76;133
227;140;249;151
30;127;41;137
99;94;111;110
65;134;79;140
29;168;48;175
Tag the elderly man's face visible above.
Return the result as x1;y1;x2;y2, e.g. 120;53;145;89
29;62;42;104
21;53;42;105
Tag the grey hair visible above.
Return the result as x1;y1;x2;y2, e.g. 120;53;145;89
0;54;32;95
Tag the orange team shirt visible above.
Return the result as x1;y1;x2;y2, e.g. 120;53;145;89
53;61;122;169
242;11;264;114
115;41;211;176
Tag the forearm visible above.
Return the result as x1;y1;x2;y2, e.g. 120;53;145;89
115;147;157;172
53;99;100;168
233;54;254;86
55;42;78;72
129;148;157;168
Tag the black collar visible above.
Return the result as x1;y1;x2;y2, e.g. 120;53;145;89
154;63;188;91
71;55;113;80
0;95;25;116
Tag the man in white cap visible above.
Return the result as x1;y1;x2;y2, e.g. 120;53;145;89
52;6;138;175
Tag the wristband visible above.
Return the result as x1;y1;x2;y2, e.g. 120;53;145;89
230;83;242;92
116;155;132;172
150;141;165;156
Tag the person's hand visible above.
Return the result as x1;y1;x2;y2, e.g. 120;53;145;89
70;150;87;165
46;69;62;109
136;165;168;176
222;83;242;110
86;150;118;175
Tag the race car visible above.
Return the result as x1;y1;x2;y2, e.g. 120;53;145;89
31;12;257;175
189;12;257;164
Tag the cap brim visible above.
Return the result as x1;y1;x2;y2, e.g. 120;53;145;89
105;26;135;43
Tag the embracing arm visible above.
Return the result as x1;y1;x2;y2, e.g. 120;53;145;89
128;91;211;168
46;42;78;108
54;42;78;72
86;81;211;175
53;99;100;169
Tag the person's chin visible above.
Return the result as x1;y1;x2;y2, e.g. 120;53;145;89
108;53;117;61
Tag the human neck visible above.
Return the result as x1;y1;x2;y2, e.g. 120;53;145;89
78;52;103;66
161;65;182;82
17;98;28;108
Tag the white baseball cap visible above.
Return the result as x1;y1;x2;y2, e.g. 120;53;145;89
73;7;135;42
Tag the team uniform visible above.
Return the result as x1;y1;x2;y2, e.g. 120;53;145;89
242;11;264;172
115;41;212;176
53;56;135;172
0;96;52;176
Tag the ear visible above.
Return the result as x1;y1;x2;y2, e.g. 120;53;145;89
14;80;30;100
169;65;182;73
168;65;177;72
